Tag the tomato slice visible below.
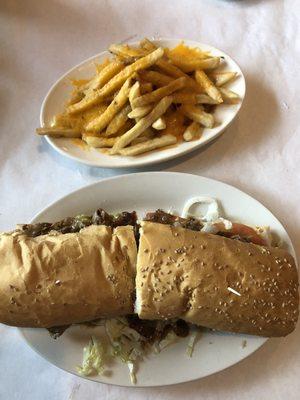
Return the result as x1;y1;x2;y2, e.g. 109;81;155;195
213;222;267;246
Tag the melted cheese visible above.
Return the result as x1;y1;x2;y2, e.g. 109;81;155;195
162;110;186;141
165;42;210;61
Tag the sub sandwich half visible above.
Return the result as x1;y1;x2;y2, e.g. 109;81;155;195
0;211;137;327
136;220;298;337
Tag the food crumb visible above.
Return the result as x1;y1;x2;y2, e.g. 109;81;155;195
242;340;247;348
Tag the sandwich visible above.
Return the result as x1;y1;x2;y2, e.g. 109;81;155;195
0;208;298;337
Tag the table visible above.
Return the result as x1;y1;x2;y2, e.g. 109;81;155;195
1;1;299;399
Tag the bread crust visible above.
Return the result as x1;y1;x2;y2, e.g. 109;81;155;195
0;225;137;327
136;222;299;337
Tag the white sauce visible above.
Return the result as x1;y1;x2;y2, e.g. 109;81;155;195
181;197;233;231
181;196;220;221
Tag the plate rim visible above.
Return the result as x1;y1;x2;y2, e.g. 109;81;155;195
19;172;298;387
40;38;246;168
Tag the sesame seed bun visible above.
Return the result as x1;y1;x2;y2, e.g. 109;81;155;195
0;225;137;328
136;222;299;337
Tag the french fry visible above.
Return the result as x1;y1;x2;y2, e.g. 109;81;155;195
105;104;131;136
140;38;157;51
219;88;240;104
139;70;173;87
180;104;214;128
129;81;141;109
209;72;237;87
131;129;155;145
173;91;218;106
118;134;177;156
67;48;164;114
83;61;124;93
36;127;82;138
195;94;219;104
128;105;152;119
85;78;132;132
111;96;173;153
172;57;220;73
183;121;202;141
139;82;153;94
82;134;116;148
109;44;149;58
155;60;203;93
170;56;221;73
156;58;186;78
152;117;166;130
195;70;223;103
132;77;186;108
128;82;153;141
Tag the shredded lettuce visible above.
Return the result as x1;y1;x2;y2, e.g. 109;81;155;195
156;331;178;352
186;330;198;357
77;336;106;376
105;318;145;384
77;320;201;384
127;361;137;385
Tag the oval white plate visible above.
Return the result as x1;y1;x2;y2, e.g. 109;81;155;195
20;172;296;387
40;39;246;168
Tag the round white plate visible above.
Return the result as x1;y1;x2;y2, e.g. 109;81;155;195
40;39;246;168
20;172;296;387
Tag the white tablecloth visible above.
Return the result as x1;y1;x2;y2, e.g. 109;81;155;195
1;0;300;399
